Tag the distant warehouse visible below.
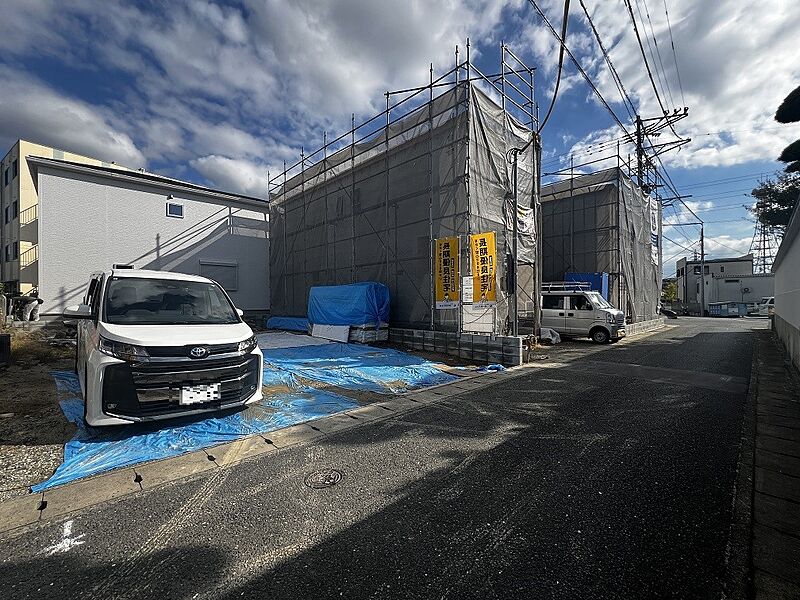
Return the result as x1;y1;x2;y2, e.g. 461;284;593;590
0;140;269;314
540;168;662;323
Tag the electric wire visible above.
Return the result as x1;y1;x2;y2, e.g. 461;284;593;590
539;0;571;132
662;0;686;107
639;0;675;109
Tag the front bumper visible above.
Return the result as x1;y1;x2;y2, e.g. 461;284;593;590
86;348;263;426
610;324;626;339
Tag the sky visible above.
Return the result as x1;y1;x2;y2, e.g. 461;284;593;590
1;0;798;277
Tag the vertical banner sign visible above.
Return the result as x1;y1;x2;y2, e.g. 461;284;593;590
470;231;497;307
435;237;460;309
649;197;659;265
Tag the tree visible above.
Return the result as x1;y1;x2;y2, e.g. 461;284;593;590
750;173;800;232
776;85;800;123
662;280;677;303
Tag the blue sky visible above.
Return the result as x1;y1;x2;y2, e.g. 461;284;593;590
1;0;798;276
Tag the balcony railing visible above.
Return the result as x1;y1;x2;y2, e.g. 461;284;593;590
19;244;38;268
20;204;38;226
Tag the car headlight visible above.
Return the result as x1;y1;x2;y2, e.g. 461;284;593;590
99;336;149;362
606;313;616;324
238;335;257;354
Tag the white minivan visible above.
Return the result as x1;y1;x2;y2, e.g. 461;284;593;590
64;268;263;426
541;285;626;343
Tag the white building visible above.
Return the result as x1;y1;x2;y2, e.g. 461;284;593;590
26;156;269;315
676;254;757;315
773;203;800;372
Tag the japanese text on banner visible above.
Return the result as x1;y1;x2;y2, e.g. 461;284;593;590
470;231;497;307
435;237;460;309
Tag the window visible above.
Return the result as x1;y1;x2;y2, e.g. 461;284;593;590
200;261;238;291
12;159;17;178
3;206;8;224
720;266;725;273
3;167;8;186
3;245;8;262
693;265;701;275
542;295;563;310
704;265;709;274
166;202;184;218
725;279;740;284
12;201;17;218
569;295;594;311
13;241;18;259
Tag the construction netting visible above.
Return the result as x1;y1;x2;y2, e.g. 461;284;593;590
269;82;535;334
540;168;662;322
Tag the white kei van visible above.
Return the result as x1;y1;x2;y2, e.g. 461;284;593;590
541;284;626;343
64;268;263;426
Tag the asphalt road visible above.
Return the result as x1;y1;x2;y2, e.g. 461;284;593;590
0;318;768;599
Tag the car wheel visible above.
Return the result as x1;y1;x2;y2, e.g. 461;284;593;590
591;327;610;344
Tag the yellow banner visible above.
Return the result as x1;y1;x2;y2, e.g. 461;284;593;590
434;237;460;309
470;231;497;306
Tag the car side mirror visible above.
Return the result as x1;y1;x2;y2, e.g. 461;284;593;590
236;308;244;317
63;304;93;319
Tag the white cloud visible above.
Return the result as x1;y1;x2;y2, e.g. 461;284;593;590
191;155;267;198
0;67;145;167
540;0;800;170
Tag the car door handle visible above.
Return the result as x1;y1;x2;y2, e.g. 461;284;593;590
558;312;564;316
568;313;574;316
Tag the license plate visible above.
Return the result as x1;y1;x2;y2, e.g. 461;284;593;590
179;383;221;405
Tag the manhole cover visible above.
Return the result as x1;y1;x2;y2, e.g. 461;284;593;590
304;469;343;489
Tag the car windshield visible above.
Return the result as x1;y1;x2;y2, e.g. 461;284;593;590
103;276;240;325
587;292;612;309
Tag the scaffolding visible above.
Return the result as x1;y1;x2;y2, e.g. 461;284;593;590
268;42;539;335
540;153;663;323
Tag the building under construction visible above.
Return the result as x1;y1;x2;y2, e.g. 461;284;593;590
540;166;662;323
268;45;538;337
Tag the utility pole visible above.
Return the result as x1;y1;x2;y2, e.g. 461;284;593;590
700;224;705;317
636;115;644;189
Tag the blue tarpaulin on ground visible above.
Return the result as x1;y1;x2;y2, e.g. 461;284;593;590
260;340;458;393
307;282;390;327
266;316;309;332
34;370;358;491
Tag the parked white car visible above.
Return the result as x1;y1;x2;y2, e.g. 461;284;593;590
64;268;263;426
758;296;775;317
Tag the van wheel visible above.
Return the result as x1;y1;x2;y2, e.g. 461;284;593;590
590;327;610;344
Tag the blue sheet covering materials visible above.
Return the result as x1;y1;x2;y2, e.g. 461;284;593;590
34;370;358;491
260;341;459;394
307;282;390;327
266;316;310;332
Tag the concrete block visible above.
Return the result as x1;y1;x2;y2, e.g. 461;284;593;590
758;422;800;443
757;435;800;459
209;435;276;467
0;492;42;534
754;570;800;600
136;452;216;490
755;491;800;534
313;412;362;435
488;351;505;365
42;467;141;518
756;448;800;478
347;404;395;421
753;523;800;585
755;466;800;503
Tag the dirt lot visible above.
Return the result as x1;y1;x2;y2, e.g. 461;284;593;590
0;328;76;501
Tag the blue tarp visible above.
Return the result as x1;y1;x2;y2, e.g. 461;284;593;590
260;341;458;393
266;316;309;332
34;370;358;491
307;282;390;327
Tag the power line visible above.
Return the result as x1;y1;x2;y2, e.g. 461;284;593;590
638;0;676;109
624;0;676;135
662;0;685;107
539;0;571;132
525;0;632;138
577;0;637;120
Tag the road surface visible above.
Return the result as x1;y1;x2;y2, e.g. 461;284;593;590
0;318;766;599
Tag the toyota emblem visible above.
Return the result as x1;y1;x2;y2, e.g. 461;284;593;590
188;346;209;359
